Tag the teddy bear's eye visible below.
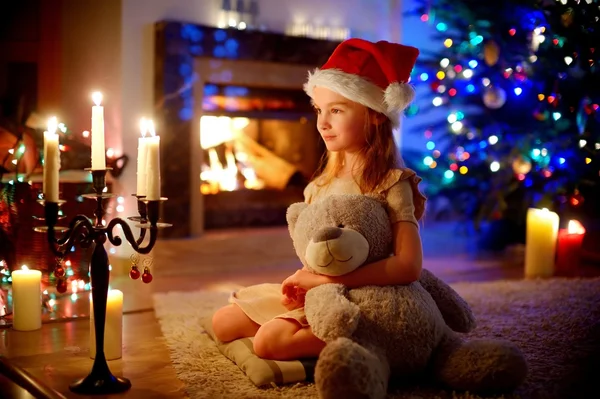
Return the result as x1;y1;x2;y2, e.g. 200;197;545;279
337;224;344;228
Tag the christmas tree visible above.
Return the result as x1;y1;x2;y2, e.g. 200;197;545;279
406;0;600;247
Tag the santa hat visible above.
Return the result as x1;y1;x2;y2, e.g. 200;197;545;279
304;38;419;127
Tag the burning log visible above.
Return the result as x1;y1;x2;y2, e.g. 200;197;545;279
234;132;300;190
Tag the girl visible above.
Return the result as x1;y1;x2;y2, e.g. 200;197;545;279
212;38;426;361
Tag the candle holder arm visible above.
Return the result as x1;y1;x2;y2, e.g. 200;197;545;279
47;217;95;258
55;215;94;246
136;228;147;246
106;218;157;255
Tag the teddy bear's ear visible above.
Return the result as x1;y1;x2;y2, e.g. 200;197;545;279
286;202;308;232
364;193;388;207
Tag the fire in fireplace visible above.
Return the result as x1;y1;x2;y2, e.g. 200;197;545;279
199;115;265;193
199;83;324;229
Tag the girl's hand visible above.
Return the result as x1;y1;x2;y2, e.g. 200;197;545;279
281;287;306;310
281;269;331;297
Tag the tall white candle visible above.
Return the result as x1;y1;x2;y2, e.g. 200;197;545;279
12;266;42;331
91;92;106;170
43;117;60;202
90;289;123;360
136;118;149;196
525;207;560;278
145;120;161;200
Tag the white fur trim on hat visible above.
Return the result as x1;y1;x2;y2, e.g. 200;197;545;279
384;82;415;115
304;68;415;127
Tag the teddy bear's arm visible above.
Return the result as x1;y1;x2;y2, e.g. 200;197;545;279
305;284;361;342
418;269;476;333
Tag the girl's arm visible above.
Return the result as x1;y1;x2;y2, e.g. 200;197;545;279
281;221;423;293
327;221;423;287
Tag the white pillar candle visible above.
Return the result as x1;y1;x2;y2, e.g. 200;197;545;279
91;92;106;170
145;120;161;200
12;266;42;331
525;207;560;278
43;117;60;202
136;118;149;196
90;289;123;361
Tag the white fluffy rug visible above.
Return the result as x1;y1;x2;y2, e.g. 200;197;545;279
153;278;600;399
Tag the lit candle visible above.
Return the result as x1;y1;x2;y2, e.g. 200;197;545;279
145;120;161;200
525;207;560;278
91;91;106;170
555;220;586;276
43;117;60;202
12;266;42;331
136;118;149;196
90;289;123;360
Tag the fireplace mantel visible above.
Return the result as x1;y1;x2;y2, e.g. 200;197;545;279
154;21;339;237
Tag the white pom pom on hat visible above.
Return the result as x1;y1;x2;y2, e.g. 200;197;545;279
304;38;419;128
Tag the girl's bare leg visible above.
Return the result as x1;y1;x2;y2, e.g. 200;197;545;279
253;318;325;360
211;304;260;342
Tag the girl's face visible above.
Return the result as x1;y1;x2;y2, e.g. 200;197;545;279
312;87;368;153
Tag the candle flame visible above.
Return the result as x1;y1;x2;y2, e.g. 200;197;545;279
148;120;156;137
47;116;58;134
140;117;148;138
21;265;29;271
92;91;103;106
567;220;586;235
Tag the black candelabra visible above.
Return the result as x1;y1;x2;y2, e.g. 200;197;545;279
35;168;170;395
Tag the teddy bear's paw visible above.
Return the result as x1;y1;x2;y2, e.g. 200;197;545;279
418;268;476;333
315;338;390;399
434;338;528;393
305;285;360;341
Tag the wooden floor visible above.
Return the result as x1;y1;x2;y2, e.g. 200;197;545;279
1;222;598;398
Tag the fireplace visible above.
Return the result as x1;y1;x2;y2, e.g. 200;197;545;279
199;83;324;229
155;21;339;237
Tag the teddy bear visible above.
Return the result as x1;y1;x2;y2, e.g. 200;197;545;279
286;193;527;399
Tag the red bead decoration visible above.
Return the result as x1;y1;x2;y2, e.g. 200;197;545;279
56;279;67;294
54;266;65;277
129;266;140;280
141;267;153;284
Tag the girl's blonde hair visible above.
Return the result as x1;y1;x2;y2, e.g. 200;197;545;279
313;109;404;193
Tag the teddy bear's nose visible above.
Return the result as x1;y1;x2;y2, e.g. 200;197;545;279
312;227;343;243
